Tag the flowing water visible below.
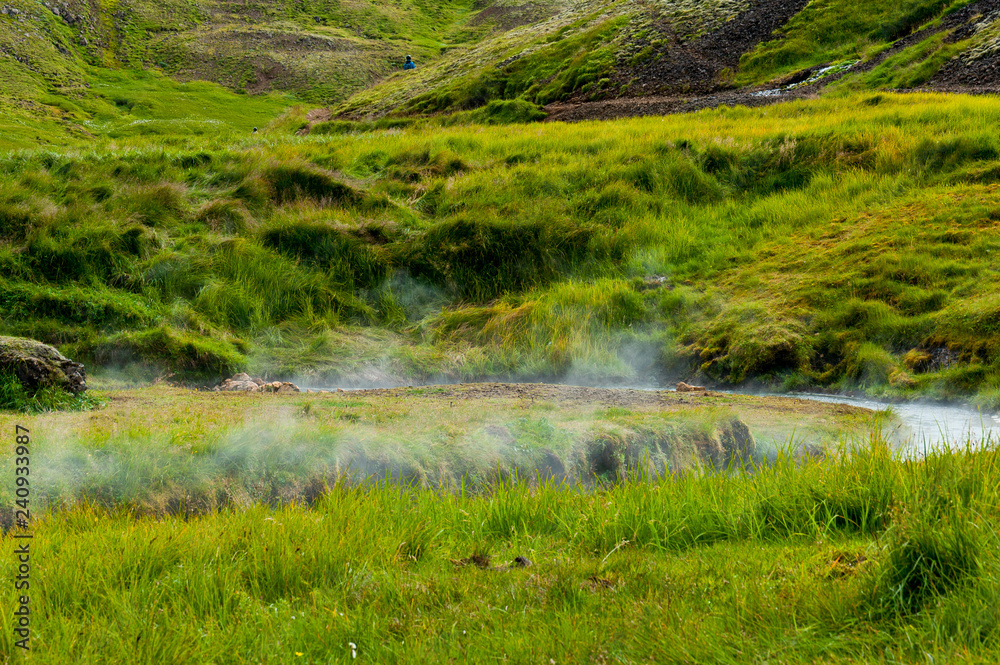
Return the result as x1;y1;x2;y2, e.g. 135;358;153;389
761;392;1000;453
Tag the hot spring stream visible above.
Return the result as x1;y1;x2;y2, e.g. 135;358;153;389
315;381;998;454
754;391;1000;453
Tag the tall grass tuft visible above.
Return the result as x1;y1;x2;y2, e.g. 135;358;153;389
869;447;997;613
0;369;101;413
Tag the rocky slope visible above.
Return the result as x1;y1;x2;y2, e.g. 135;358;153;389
338;0;1000;121
6;0;1000;128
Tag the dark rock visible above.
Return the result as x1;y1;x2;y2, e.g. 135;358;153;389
0;336;87;395
537;449;565;481
511;556;532;568
719;417;756;462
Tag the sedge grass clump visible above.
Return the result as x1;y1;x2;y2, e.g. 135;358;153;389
404;216;618;301
264;163;361;207
123;182;189;227
751;436;899;538
0;201;33;242
0;280;158;330
0;369;101;413
449;99;548;125
914;135;1000;173
195;199;254;235
24;223;159;287
869;449;996;614
260;220;393;290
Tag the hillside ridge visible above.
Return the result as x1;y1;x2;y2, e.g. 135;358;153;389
7;0;1000;135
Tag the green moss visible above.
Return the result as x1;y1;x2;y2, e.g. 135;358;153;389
88;326;247;381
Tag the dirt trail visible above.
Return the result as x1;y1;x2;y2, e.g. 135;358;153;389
545;0;1000;123
544;87;813;122
296;107;333;134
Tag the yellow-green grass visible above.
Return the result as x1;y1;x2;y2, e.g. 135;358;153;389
3;91;1000;402
0;384;876;515
1;414;998;662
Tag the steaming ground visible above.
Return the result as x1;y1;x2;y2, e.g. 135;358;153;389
0;383;880;523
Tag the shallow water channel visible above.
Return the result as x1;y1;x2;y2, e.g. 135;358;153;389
759;392;1000;453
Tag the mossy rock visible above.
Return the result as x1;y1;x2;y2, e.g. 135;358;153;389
694;418;757;468
0;336;87;395
718;417;756;463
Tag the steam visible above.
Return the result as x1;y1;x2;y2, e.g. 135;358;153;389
0;392;793;520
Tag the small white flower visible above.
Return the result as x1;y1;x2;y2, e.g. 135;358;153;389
348;642;357;659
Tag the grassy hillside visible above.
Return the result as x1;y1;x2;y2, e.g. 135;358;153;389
338;0;1000;119
0;0;482;101
736;0;974;85
0;0;494;146
6;0;1000;136
1;91;1000;406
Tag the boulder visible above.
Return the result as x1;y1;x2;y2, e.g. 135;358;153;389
261;380;300;393
0;336;87;395
213;373;300;393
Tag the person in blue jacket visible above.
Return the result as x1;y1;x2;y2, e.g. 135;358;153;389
403;55;416;70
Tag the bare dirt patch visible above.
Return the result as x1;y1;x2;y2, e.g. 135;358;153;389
348;382;871;419
616;0;810;97
544;87;812;122
296;107;332;134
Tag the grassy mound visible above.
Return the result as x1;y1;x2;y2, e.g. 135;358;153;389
2;91;1000;401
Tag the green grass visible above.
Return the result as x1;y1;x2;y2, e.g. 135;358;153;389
0;369;100;413
1;388;998;662
5;91;1000;401
736;0;972;86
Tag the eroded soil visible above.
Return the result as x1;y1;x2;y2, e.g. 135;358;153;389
336;381;872;424
545;0;1000;123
